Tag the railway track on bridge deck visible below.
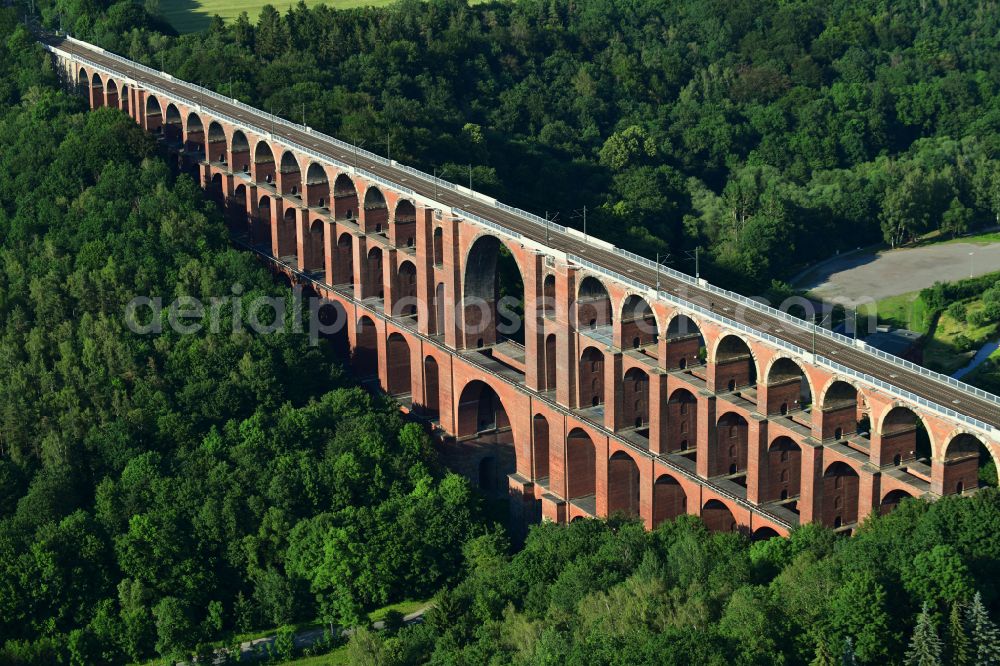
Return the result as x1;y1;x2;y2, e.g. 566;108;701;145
47;36;1000;433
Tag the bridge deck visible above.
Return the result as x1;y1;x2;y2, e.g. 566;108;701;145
48;35;1000;432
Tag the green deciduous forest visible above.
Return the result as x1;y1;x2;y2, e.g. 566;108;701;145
41;0;1000;292
4;0;1000;663
351;498;1000;665
0;14;485;662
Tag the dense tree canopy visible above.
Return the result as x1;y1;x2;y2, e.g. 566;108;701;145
38;0;1000;291
349;491;1000;665
4;0;1000;662
0;14;485;663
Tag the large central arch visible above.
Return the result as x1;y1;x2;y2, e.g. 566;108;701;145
463;235;525;348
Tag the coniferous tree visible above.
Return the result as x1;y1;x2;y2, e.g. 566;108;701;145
842;637;857;666
967;592;1000;666
810;637;837;666
947;601;971;666
905;603;943;666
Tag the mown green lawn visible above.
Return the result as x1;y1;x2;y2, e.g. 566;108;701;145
858;290;932;334
158;0;399;33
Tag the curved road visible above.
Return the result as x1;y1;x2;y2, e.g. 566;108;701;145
47;36;1000;432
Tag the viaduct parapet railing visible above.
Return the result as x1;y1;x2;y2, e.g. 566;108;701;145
44;36;1000;438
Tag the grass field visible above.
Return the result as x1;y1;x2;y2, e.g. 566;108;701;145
857;290;932;333
158;0;399;33
924;301;999;374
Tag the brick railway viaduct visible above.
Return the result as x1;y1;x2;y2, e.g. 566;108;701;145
46;36;1000;538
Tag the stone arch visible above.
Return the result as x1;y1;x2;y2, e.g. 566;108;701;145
363;246;384;300
455;380;514;496
463;234;525;347
942;431;997;494
422;356;440;419
878;404;929;467
120;84;131;115
354;316;378;377
752;526;781;541
433;227;444;266
231;130;251;173
386;333;412;398
621;367;649;432
880;488;914;515
253;140;276;184
457;380;512;437
207;120;227;163
766;436;801;502
819;378;865;441
620;294;659;352
393;200;417;248
566;428;596;500
250;194;273;246
532;414;550;482
653;473;687;526
363;186;389;233
77;65;89;95
394;260;418;319
276;207;297;259
228;183;249;235
665;313;706;370
334;233;353;286
144;94;162;132
184;112;205;154
579;346;605;408
702;498;738;533
90;71;104;107
305;162;330;208
544;333;557;392
304;218;325;272
608;450;640;517
822;461;860;529
713;334;758;392
163;103;182;142
764;356;814;416
104;78;119;108
207;173;224;205
666;388;697;453
576;275;612;330
256;195;273;245
714;412;748;478
278;151;302;197
333;174;359;220
542;274;556;317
